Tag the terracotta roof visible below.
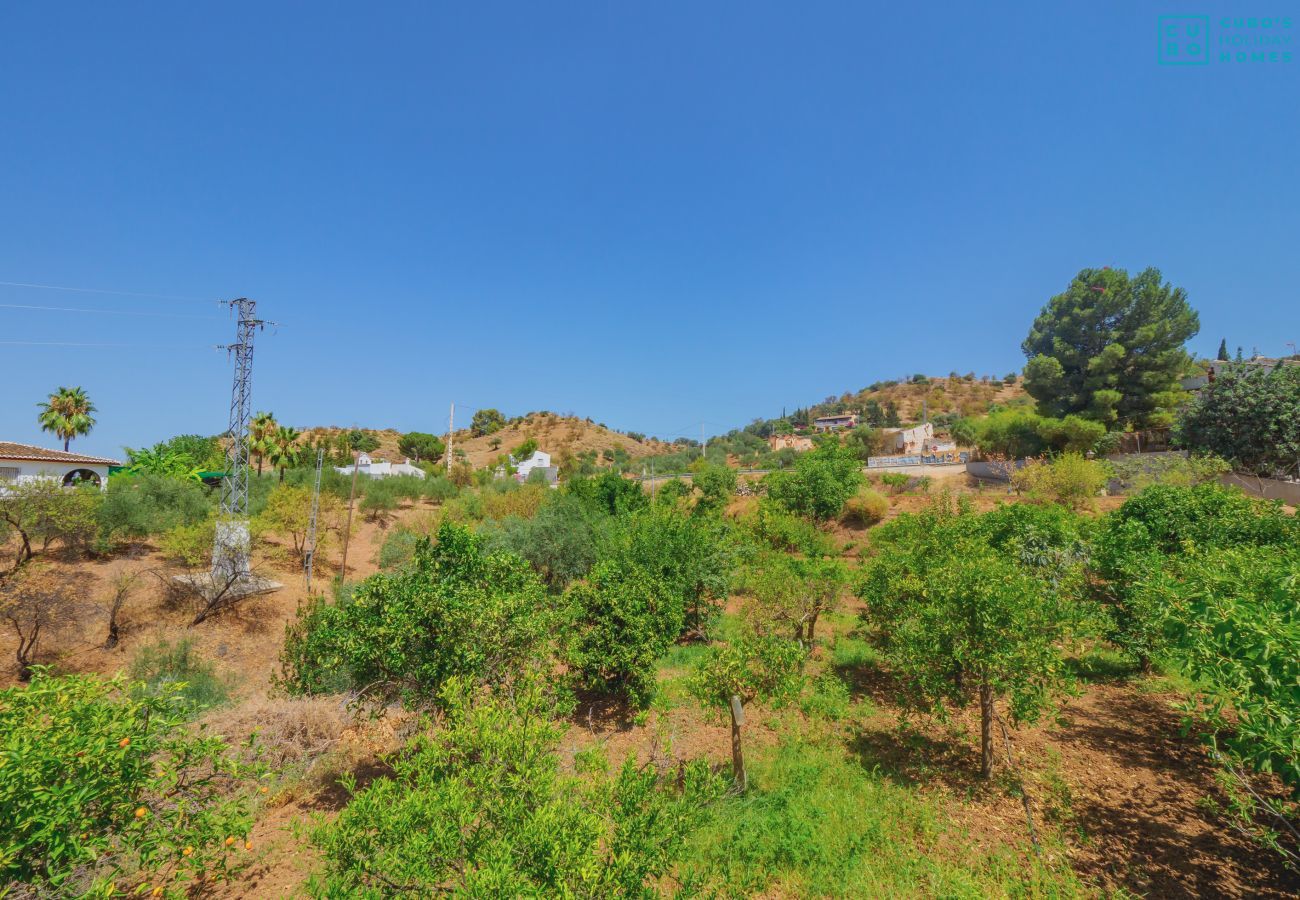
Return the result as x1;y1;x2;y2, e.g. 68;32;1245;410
0;442;121;466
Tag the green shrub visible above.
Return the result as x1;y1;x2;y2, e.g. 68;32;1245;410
310;675;720;896
565;470;649;517
480;493;609;590
765;441;861;521
566;561;678;707
280;523;555;705
742;502;836;556
878;472;910;494
129;639;229;713
0;671;257;896
1010;452;1110;510
159;516;217;566
378;527;421;570
419;475;460;502
97;473;213;547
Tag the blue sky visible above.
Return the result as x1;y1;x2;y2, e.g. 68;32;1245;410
2;2;1297;457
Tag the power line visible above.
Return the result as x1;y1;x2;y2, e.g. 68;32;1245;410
0;279;214;304
0;339;216;349
0;302;222;320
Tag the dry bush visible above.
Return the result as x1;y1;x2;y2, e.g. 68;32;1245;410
201;694;352;770
839;489;889;527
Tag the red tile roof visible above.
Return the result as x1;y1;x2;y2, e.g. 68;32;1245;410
0;442;121;466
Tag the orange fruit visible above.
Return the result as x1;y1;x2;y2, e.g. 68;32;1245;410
182;846;193;857
119;737;131;748
134;807;147;819
224;836;236;847
244;841;253;851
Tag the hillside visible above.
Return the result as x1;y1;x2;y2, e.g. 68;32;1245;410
807;375;1027;424
300;414;674;470
451;411;673;469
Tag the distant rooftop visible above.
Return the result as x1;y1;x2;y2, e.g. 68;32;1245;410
0;441;121;466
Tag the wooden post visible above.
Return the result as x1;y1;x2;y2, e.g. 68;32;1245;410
729;695;747;792
980;681;994;780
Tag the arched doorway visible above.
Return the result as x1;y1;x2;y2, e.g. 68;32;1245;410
62;469;101;488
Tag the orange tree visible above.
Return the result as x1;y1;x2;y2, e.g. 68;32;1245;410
857;501;1079;778
0;671;260;897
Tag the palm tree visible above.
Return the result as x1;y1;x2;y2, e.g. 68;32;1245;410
267;425;302;481
249;411;277;475
37;386;97;451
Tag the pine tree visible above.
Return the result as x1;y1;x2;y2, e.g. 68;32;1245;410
1217;338;1229;361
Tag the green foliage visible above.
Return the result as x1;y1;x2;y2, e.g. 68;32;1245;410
859;501;1078;773
690;461;737;511
280;523;554;705
511;437;539;460
878;472;910;494
480;493;609;590
36;385;97;451
346;430;380;453
397;431;444;463
1010;452;1110;510
158;516;217;567
838;488;888;527
653;478;691;507
129;638;229;713
1022;266;1198;427
765;440;861;522
741;501;836;557
842;425;886;462
311;675;720;897
747;553;847;643
1108;452;1230;492
1092;482;1299;667
601;507;736;638
469;407;506;437
677;735;1086;897
565;470;649;517
566;561;678;706
378;527;421;570
0;671;256;896
0;479;100;570
689;634;806;713
1177;364;1300;479
97;473;213;547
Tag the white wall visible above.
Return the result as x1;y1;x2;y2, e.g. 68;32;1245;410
0;460;111;491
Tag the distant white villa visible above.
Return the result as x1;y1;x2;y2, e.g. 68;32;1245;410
496;449;559;487
334;453;426;479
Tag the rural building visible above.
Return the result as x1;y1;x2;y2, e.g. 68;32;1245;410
889;422;935;454
768;434;815;452
512;450;554;481
334;453;426;479
812;413;858;432
0;442;120;492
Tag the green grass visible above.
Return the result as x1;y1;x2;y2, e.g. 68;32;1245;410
676;734;1089;898
831;634;880;670
128;638;229;714
1066;646;1136;683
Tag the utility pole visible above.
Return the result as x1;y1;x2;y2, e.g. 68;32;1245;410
304;448;324;593
701;423;706;460
213;298;266;582
340;450;360;580
446;402;455;473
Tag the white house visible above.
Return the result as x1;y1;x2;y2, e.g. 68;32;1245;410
0;442;120;492
334;453;426;479
889;422;935;454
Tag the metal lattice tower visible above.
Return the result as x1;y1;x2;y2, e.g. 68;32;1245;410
304;448;324;592
218;298;264;517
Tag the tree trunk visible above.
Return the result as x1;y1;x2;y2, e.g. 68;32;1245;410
1139;653;1153;675
257;456;264;475
104;617;120;650
980;681;994;780
806;611;820;643
729;695;747;792
64;437;70;451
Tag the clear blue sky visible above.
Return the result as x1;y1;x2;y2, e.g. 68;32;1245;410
2;2;1297;457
